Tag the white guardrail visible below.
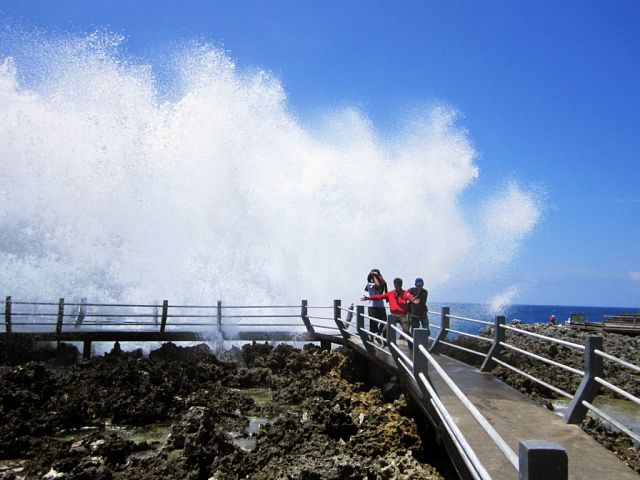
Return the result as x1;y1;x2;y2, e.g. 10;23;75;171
4;297;638;478
333;301;639;479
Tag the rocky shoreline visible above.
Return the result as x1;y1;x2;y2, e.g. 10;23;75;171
438;323;640;472
0;341;453;480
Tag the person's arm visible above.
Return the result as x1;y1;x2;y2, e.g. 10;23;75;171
405;291;420;304
362;292;388;301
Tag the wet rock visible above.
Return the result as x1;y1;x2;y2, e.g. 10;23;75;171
0;342;449;479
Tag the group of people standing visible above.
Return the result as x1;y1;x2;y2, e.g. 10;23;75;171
361;269;429;343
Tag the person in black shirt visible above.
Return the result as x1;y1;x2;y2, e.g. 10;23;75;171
408;277;429;336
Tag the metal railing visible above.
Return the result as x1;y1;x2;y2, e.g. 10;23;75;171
332;304;568;480
5;296;637;476
2;296;345;343
336;301;640;461
425;305;640;446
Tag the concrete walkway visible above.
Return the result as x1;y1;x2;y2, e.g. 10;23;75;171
345;336;638;479
430;354;638;479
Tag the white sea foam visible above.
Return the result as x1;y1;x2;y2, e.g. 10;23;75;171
0;29;543;306
487;285;522;315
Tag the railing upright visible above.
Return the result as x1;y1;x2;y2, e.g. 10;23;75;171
300;299;315;336
4;296;11;334
334;299;348;343
74;298;86;327
519;440;567;480
56;298;65;334
413;328;430;393
160;300;168;333
481;315;505;372
429;306;449;353
564;335;603;424
386;315;399;352
356;305;375;354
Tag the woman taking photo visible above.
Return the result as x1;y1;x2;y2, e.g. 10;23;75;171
364;269;388;338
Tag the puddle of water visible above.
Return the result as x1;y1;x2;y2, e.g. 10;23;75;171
55;422;172;458
107;423;172;445
553;397;640;434
247;416;268;435
56;426;101;441
229;416;268;451
110;423;173;458
232;387;273;405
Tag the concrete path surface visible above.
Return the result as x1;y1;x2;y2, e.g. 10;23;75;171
429;354;638;479
345;334;638;479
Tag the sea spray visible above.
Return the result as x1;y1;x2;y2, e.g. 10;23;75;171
0;28;543;305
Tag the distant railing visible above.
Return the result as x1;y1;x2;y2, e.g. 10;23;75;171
2;296;342;334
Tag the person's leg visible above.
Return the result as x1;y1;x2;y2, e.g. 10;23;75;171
398;314;410;336
409;315;420;337
419;317;431;338
370;307;384;334
368;307;377;334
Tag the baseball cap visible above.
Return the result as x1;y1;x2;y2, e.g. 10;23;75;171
415;278;424;286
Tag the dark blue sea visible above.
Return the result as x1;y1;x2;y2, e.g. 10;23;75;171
429;303;640;333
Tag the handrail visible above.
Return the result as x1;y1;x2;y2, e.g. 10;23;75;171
343;301;639;472
445;328;492;342
418;344;520;469
500;324;585;351
389;341;413;369
418;371;490;480
7;296;640;461
448;314;493;326
499;341;585;376
594;377;640;406
440;340;488;358
492;357;573;399
389;322;412;344
581;400;640;444
594;349;640;374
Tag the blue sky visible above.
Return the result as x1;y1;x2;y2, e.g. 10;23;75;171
1;1;639;307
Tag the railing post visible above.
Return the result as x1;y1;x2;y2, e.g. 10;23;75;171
74;298;86;327
481;315;505;372
356;305;375;354
429;306;449;353
519;440;567;480
160;300;168;333
564;335;603;424
413;328;430;394
386;315;398;347
4;296;12;333
216;300;225;339
56;298;65;334
300;300;315;336
334;299;350;343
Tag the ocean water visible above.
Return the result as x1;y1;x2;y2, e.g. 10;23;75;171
429;302;640;333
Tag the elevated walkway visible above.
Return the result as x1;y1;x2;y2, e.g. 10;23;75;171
2;297;637;479
346;336;638;480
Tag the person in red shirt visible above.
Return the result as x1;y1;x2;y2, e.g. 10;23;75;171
361;277;418;337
